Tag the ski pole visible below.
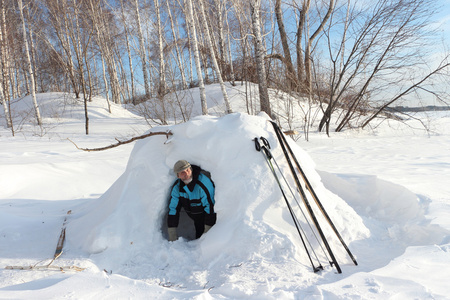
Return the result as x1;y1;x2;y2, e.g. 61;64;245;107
254;138;323;273
270;121;358;266
269;124;342;273
260;137;331;263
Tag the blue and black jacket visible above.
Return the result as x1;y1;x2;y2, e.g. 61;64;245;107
167;165;216;227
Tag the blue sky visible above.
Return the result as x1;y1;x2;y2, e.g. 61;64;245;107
435;1;450;35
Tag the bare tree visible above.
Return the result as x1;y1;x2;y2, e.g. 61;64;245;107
89;0;121;105
186;18;195;86
250;0;272;117
361;57;450;129
211;0;226;77
134;0;151;97
0;0;12;132
198;0;232;114
296;0;309;90
43;0;80;98
184;0;208;114
274;0;297;90
0;0;446;137
119;0;136;100
166;0;187;90
304;0;334;92
154;0;166;97
61;1;95;134
18;0;42;127
225;14;236;86
317;0;448;134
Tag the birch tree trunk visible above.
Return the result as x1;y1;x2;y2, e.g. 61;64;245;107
120;0;135;100
100;54;111;112
98;1;121;104
225;15;235;86
88;0;110;110
0;79;11;130
59;0;80;98
100;4;121;104
174;7;189;88
134;0;151;97
250;0;271;117
212;0;226;77
113;45;128;102
27;7;38;93
185;0;207;115
154;0;166;97
0;0;12;131
166;0;187;89
194;8;210;84
12;65;19;99
18;0;42;126
186;23;195;86
198;0;232;113
68;2;91;134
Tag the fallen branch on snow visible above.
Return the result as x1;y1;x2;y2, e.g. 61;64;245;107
5;265;85;272
4;210;85;273
67;131;173;152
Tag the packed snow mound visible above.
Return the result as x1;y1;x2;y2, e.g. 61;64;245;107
66;113;368;285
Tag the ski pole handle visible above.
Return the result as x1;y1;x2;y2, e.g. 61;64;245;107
260;136;270;149
262;146;272;159
253;137;261;152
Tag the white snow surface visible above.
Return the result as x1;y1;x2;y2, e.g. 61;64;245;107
0;87;449;299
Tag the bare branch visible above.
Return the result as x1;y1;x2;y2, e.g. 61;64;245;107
67;131;173;152
361;59;450;128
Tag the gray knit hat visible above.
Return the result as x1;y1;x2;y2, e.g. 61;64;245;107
173;160;191;173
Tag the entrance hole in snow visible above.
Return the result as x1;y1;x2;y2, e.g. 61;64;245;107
161;210;196;241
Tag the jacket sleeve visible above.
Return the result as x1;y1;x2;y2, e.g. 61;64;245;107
200;190;211;214
198;174;216;226
168;182;180;216
167;181;181;228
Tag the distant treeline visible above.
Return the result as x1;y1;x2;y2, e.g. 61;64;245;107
386;106;450;113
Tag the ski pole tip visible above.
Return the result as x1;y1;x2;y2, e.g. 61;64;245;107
313;266;324;273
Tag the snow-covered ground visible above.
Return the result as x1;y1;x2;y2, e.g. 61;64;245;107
0;87;449;299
